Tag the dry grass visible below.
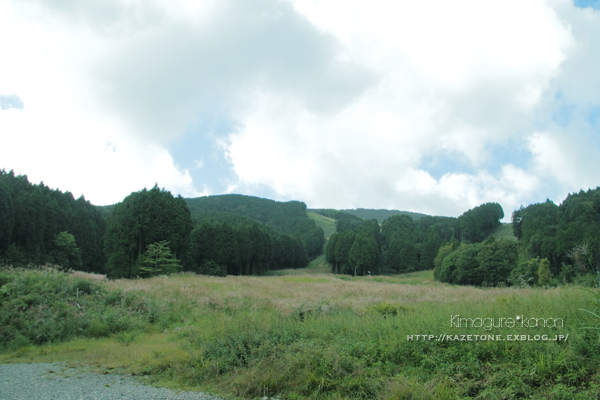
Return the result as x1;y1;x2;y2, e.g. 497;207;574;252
70;270;107;281
3;268;596;399
103;271;564;316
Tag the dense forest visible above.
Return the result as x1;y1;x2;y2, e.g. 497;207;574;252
431;191;600;287
0;170;105;271
0;170;318;278
2;168;600;286
185;195;325;258
320;203;502;276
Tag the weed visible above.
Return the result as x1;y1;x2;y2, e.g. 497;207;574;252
3;269;600;399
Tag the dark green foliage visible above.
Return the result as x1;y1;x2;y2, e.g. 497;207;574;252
385;237;418;273
433;242;456;281
378;213;464;274
0;270;158;348
434;238;518;286
325;233;338;273
198;260;226;277
185;195;324;258
188;220;307;276
104;185;193;279
515;188;600;279
452;243;484;285
348;233;378;276
510;256;542;287
538;258;552;286
333;230;356;274
0;170;105;272
456;202;504;243
419;227;443;270
53;231;82;270
325;219;381;275
95;203;117;221
324;208;466;275
341;208;429;223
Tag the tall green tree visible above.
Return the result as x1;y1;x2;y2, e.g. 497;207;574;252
419;227;442;270
348;233;378;276
53;231;82;270
104;185;193;278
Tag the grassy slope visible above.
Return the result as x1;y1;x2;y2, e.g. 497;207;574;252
3;269;599;399
487;222;518;242
306;212;337;240
303;211;337;274
342;208;429;223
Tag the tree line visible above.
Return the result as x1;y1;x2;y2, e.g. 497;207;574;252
321;202;506;277
0;171;319;278
185;195;325;258
0;170;105;271
510;188;600;283
432;190;600;287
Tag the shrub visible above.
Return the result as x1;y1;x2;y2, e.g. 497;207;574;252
0;270;158;348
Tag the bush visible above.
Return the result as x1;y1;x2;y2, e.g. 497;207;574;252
573;273;599;288
0;270;159;348
200;260;226;277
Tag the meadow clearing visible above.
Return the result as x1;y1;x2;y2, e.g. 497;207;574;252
1;266;599;399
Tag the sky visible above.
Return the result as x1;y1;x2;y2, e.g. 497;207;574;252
1;0;600;220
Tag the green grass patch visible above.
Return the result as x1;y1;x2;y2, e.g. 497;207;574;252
3;269;600;399
280;276;332;284
307;212;337;240
487;223;518;242
140;288;600;399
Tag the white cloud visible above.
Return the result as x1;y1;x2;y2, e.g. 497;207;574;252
2;0;600;218
0;1;203;205
193;159;205;169
224;0;587;218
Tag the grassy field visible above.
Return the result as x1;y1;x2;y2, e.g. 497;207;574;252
2;268;600;399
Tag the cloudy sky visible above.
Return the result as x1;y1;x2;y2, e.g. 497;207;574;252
1;0;600;220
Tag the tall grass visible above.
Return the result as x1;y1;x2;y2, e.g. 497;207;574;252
2;269;600;399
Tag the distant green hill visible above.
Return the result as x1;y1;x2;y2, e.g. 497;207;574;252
95;203;117;220
184;194;325;258
341;208;429;224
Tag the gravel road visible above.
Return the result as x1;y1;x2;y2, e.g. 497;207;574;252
0;363;226;400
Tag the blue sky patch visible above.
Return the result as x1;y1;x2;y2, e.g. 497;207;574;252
170;116;237;195
574;0;600;9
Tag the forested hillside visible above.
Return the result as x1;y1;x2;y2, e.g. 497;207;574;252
0;171;320;278
185;195;325;258
187;210;309;276
513;188;600;279
324;202;505;276
311;209;365;233
432;190;600;287
3;167;600;286
0;170;105;272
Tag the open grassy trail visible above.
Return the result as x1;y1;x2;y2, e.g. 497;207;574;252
487;223;518;242
2;268;600;399
307;212;337;240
